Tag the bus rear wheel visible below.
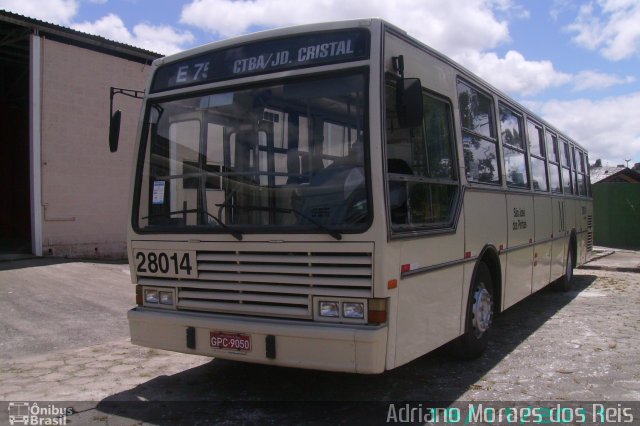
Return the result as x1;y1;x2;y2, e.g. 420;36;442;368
451;262;494;360
553;245;574;292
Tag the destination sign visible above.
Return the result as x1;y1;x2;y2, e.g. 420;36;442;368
150;29;370;92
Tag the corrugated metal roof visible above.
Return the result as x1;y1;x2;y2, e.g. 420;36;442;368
591;166;625;184
0;9;161;63
591;166;640;184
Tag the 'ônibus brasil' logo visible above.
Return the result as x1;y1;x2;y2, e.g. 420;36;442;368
7;402;73;425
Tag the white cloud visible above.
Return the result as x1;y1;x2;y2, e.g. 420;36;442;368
567;0;640;60
572;70;635;91
0;0;78;25
73;14;194;55
550;0;576;21
457;50;572;96
180;0;511;57
73;14;129;41
529;93;640;165
180;0;583;96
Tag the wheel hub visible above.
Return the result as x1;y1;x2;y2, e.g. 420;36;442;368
472;287;493;336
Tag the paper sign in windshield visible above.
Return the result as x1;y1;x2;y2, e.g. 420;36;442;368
152;181;165;205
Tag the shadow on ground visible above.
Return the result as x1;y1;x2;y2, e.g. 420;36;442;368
92;274;597;424
0;256;127;271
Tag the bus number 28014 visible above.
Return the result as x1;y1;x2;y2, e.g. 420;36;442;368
135;250;196;278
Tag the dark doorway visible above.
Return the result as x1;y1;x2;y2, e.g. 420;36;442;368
0;22;31;254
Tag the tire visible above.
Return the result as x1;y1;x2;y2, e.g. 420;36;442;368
553;244;574;292
451;262;494;360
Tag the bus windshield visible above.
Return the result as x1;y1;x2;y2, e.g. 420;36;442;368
134;72;369;236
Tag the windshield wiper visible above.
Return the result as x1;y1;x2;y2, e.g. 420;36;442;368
143;208;242;241
216;203;342;240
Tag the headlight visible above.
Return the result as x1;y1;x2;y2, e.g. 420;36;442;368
159;291;174;305
144;289;159;304
343;302;364;319
319;301;339;317
313;297;369;323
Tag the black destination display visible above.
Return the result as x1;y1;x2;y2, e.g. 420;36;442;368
151;29;370;92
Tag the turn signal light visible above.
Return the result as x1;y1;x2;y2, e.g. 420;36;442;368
367;298;387;324
135;285;143;306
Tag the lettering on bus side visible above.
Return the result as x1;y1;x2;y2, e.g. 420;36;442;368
512;207;528;231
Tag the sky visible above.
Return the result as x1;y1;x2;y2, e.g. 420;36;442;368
2;0;639;168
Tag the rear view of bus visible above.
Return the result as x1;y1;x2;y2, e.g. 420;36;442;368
125;18;592;374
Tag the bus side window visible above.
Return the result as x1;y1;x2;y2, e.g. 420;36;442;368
457;80;500;185
385;81;458;231
499;103;529;189
527;120;548;192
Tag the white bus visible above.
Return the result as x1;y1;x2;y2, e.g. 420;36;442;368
114;18;593;374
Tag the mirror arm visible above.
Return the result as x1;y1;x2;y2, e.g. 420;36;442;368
109;87;145;119
109;87;145;153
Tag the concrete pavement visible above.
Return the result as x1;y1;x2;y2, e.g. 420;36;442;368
0;259;133;360
581;247;640;273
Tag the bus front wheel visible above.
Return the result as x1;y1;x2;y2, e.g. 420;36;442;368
451;262;494;360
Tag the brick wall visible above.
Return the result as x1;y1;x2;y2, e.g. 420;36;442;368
40;38;151;258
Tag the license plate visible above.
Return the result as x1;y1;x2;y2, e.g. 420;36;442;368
209;331;251;352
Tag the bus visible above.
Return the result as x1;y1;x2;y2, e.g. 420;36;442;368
113;18;593;374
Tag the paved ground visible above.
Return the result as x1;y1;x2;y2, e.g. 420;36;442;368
0;259;133;360
582;248;640;273
0;254;639;424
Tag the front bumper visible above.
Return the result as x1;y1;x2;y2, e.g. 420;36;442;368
128;307;388;373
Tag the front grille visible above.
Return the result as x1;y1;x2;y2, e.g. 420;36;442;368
154;249;374;319
586;215;594;252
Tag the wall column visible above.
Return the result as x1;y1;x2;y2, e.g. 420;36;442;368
29;33;43;256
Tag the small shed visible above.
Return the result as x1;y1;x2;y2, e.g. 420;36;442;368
590;165;640;249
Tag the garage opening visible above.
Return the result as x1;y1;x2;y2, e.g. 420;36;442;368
0;22;31;254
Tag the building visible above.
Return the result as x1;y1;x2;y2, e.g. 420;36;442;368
591;165;640;184
0;10;161;258
589;162;640;249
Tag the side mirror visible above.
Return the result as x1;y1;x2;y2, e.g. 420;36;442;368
396;78;423;128
109;110;121;153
